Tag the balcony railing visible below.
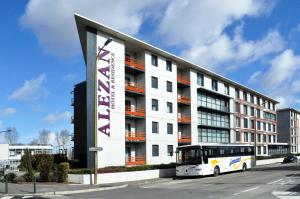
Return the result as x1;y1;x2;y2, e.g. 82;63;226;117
178;114;191;123
178;135;191;143
178;95;191;104
125;57;145;71
125;106;145;117
177;75;190;85
125;82;145;94
126;156;146;165
125;132;146;141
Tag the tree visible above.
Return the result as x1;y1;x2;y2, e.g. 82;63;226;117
56;129;70;151
39;129;51;145
4;127;18;144
20;149;34;182
29;139;39;145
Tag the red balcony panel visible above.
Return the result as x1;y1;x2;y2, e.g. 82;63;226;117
177;75;190;85
178;115;191;123
126;156;146;165
178;135;191;143
125;82;145;94
125;132;146;141
125;57;145;71
125;106;145;117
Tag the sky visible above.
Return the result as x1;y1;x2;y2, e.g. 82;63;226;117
0;0;300;144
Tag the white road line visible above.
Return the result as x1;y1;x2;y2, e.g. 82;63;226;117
268;179;283;185
232;186;260;196
142;179;193;188
272;191;300;199
0;196;13;199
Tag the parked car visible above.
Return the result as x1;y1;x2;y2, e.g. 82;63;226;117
283;156;298;163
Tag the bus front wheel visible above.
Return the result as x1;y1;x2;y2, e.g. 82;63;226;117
242;163;247;172
214;166;220;176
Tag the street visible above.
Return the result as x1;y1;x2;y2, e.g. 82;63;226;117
1;162;300;199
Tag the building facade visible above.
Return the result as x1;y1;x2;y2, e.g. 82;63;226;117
278;108;300;154
73;14;280;168
0;144;53;170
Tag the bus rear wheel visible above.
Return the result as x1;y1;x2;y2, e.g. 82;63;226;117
242;163;247;172
214;166;220;176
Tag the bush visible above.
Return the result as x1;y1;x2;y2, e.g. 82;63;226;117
68;168;92;174
4;173;17;182
23;172;34;182
20;149;34;176
58;162;69;183
13;176;26;184
36;154;53;182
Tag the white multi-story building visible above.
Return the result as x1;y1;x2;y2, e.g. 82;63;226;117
73;14;282;169
278;108;300;154
0;144;53;170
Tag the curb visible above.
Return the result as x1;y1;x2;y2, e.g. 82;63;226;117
6;184;128;197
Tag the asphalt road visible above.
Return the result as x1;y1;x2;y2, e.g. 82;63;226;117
2;162;300;199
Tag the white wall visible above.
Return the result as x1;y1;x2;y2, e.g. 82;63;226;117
0;144;9;161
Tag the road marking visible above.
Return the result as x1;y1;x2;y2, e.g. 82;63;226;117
268;179;283;185
0;197;13;199
232;186;260;196
272;191;300;199
141;179;193;188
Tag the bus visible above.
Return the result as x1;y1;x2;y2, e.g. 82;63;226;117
176;144;255;177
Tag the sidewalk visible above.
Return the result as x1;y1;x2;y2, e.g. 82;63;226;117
0;182;128;196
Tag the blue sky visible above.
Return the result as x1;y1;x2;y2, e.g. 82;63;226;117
1;0;300;144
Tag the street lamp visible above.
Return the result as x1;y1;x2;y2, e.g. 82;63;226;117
93;37;113;185
253;102;266;165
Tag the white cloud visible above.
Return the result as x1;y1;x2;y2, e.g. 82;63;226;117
8;74;48;101
20;0;166;57
248;71;262;84
43;111;71;124
1;107;17;117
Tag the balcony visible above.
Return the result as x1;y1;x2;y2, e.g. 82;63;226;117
125;132;146;142
125;82;145;94
126;156;146;166
178;114;191;123
125;57;145;71
178;95;191;105
125;106;145;117
178;135;191;144
177;75;190;86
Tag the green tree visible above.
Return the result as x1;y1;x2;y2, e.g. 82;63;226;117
20;149;34;182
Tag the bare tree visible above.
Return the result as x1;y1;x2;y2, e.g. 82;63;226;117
29;139;39;145
4;127;18;144
56;129;70;150
38;129;51;145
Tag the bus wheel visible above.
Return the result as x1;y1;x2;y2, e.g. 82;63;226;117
242;163;247;172
214;166;220;176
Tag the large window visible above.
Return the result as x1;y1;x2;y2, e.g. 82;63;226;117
244;118;248;128
198;111;229;128
243;91;247;101
151;54;158;66
197;73;204;86
167;145;173;156
151;76;158;89
243;132;248;142
198;128;229;143
167;123;173;134
152;145;159;156
166;81;172;92
167;102;173;113
152;122;158;134
244;105;248;115
263;112;276;121
212;79;218;91
166;60;172;71
197;92;229;112
250;94;254;103
235;88;240;99
224;84;229;95
152;99;158;111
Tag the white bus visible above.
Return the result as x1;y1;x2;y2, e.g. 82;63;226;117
176;144;255;177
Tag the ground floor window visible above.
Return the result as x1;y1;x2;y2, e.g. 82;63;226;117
198;128;229;143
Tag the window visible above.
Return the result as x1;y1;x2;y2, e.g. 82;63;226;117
236;117;240;127
244;118;248;128
257;97;260;105
198;92;229;112
250;120;254;129
235;88;240;99
198;128;229;143
224;84;229;95
243;91;247;101
257;121;261;130
152;99;158;111
258;146;261;155
212;79;218;91
166;60;172;71
244;105;248;115
197;73;204;86
250;133;254;142
257;109;260;118
258;134;262;142
263;146;267;154
263;122;266;131
167;145;173;156
250;94;254;103
244;132;248;142
268;135;272;143
151;54;158;66
167;102;173;113
166;81;172;92
198;110;229;128
152;122;158;134
151;76;158;89
236;131;240;142
273;125;276;132
152;145;159;156
251;107;254;116
167;123;173;134
263;134;266;142
268;123;271;131
235;102;240;113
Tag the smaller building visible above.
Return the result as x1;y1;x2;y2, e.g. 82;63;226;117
0;144;53;170
277;108;300;154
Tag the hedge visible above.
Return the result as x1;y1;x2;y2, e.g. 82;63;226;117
58;162;70;183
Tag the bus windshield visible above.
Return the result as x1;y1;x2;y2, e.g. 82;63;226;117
177;147;202;165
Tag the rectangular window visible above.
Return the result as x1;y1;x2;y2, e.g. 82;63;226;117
251;107;254;116
258;134;261;142
250;133;254;142
152;122;158;134
197;73;204;86
166;60;172;71
263;122;266;131
268;135;272;143
263;146;267;154
167;102;173;113
263;134;266;142
244;118;248;128
244;132;248;142
243;91;247;101
257;121;261;130
244;105;248;115
152;99;159;111
257;97;260;105
151;76;158;89
166;81;172;92
235;88;240;99
257;109;260;118
152;145;159;156
167;145;173;156
151;54;158;66
250;120;254;129
212;79;218;91
167;123;173;134
250;94;254;103
258;146;261;155
224;84;229;95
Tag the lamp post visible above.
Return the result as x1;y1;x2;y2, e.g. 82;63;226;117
253;102;266;165
93;37;113;185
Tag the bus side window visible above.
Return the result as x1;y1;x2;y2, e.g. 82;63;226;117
203;149;208;164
